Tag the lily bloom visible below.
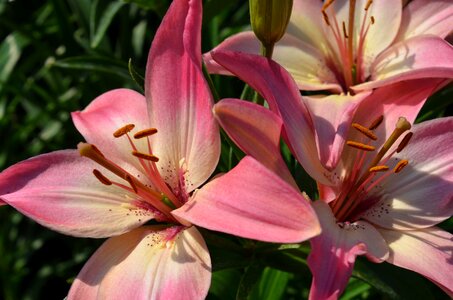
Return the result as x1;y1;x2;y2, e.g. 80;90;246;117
0;0;321;298
206;0;453;170
211;51;453;299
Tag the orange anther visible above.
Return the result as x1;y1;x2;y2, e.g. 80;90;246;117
346;141;376;151
93;169;112;185
113;124;135;138
394;160;409;173
132;151;159;162
396;132;413;153
134;128;158;139
352;123;377;140
369;165;389;172
368;115;383;130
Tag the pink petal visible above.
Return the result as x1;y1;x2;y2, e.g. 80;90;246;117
68;226;211;300
214;99;297;188
211;50;329;184
363;117;453;230
322;0;402;77
354;36;453;91
396;0;453;41
0;151;156;238
72;88;151;177
146;0;220;192
205;31;341;92
172;156;321;243
288;0;326;49
380;227;453;296
308;201;389;300
351;78;447;144
304;91;371;170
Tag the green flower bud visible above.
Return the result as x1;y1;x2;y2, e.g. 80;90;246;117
249;0;293;53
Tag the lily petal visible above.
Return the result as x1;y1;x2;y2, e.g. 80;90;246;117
396;0;453;41
363;117;453;230
352;78;447;144
304;91;371;170
0;151;156;238
308;201;389;300
146;0;220;192
323;0;402;76
172;156;321;243
214;99;297;188
354;35;453;91
380;227;453;296
68;226;211;300
204;31;341;91
211;50;329;184
287;0;327;49
72;88;150;177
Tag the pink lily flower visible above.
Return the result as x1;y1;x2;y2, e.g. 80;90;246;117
206;0;453;170
0;0;321;298
212;52;453;299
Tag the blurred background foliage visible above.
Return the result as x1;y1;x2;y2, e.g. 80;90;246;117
0;0;451;299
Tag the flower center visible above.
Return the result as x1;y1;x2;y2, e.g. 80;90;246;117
78;124;185;222
322;0;375;91
330;116;413;222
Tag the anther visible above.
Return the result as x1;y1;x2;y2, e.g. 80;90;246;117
322;11;330;26
352;123;377;140
346;141;375;151
370;16;375;24
368;115;383;130
125;174;138;193
132;151;159;162
134;128;158;139
396;132;413;153
93;169;112;185
113;124;135;138
365;0;373;11
342;21;348;38
369;165;389;172
394;160;409;173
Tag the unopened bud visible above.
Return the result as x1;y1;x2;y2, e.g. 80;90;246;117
250;0;293;54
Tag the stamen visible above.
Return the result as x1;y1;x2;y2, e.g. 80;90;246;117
368;117;411;169
346;141;375;151
321;0;335;26
394;160;409;173
342;21;348;38
134;128;158;139
396;132;413;153
368;115;383;130
365;0;373;11
352;123;377;140
322;11;330;26
370;16;375;24
113;124;135;138
132;151;159;162
369;165;389;172
125;174;138;193
93;169;112;185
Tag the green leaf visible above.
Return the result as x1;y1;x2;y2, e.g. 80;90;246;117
0;32;29;88
51;56;131;80
353;259;435;300
236;262;265;300
128;58;145;92
90;1;125;48
250;268;291;300
209;269;243;300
